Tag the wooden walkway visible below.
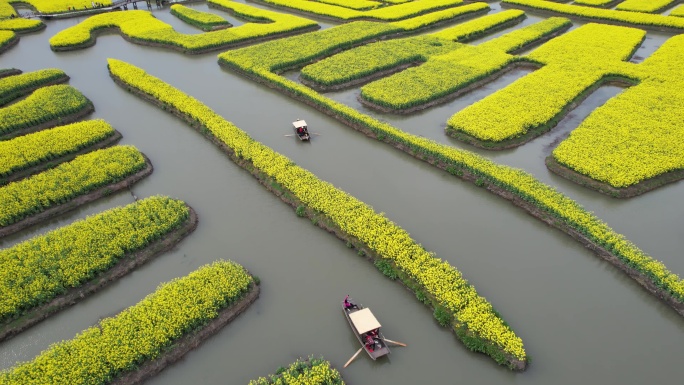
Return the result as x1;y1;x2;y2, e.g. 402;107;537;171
19;0;176;20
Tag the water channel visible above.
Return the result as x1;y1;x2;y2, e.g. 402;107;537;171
0;1;682;384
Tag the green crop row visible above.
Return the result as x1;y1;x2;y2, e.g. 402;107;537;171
5;0;112;14
255;0;468;21
0;17;43;33
0;2;16;18
0;145;147;227
314;0;380;11
381;2;489;31
49;1;318;53
446;23;644;143
0;119;115;180
0;68;69;106
249;357;344;385
301;35;458;87
360;17;571;111
216;21;684;314
109;58;528;367
300;10;529;89
0;260;253;385
477;16;571;53
672;4;684;16
430;9;526;42
616;0;677;13
551;33;684;188
502;0;684;30
0;29;15;50
222;11;507;77
361;44;516;110
0;196;190;324
170;4;231;32
573;0;615;6
0;84;93;137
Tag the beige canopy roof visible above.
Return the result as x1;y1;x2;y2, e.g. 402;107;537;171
293;119;307;128
349;308;381;334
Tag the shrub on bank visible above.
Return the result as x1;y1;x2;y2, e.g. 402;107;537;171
248;356;344;385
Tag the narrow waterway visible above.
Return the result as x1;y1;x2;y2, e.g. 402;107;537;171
0;3;682;385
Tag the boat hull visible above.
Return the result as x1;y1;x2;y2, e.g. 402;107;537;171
342;297;390;360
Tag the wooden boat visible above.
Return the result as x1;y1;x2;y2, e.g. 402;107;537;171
292;119;310;141
342;296;390;360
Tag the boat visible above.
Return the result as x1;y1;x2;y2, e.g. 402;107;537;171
292;119;310;141
342;296;390;360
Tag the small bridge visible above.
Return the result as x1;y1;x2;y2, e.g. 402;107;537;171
18;0;187;20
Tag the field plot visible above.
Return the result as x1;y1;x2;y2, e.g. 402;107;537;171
0;2;682;385
48;0;319;53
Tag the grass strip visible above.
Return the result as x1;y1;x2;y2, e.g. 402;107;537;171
249;356;344;385
0;145;148;229
573;0;616;6
0;68;69;106
0;18;44;33
252;0;467;21
0;29;17;53
299;10;521;91
0;260;255;385
445;23;644;145
109;58;528;370
616;0;677;13
49;1;319;54
671;4;684;16
0;84;94;139
170;4;231;32
0;196;196;341
502;0;684;31
358;17;571;113
6;0;113;14
550;34;684;193
0;119;119;184
314;0;380;11
216;23;684;318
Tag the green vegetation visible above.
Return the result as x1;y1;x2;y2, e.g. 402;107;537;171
0;68;69;106
0;260;254;385
0;196;190;325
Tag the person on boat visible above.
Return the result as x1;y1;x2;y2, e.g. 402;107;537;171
344;295;356;310
365;335;375;352
368;328;378;337
297;127;305;136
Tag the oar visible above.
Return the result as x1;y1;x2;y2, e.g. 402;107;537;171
284;134;295;137
343;347;364;368
311;132;322;135
383;338;407;347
